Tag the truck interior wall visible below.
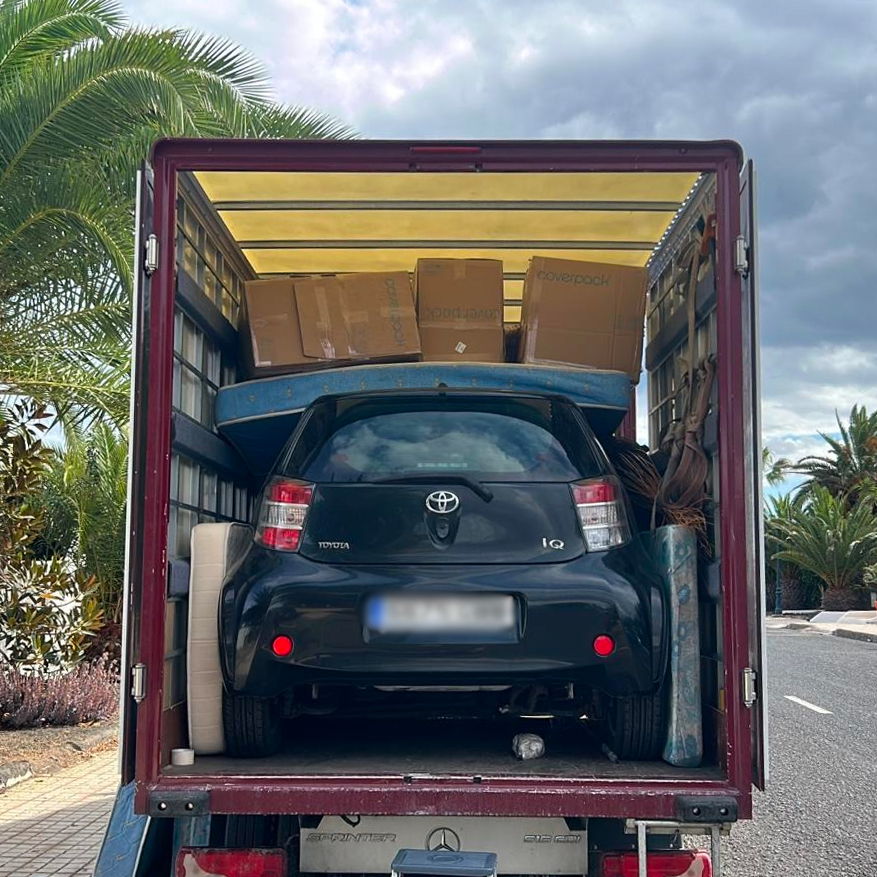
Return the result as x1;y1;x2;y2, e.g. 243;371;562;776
644;175;723;771
159;178;258;769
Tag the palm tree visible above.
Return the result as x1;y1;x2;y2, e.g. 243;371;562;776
0;0;350;426
762;446;790;487
764;493;811;611
793;405;877;504
771;486;877;611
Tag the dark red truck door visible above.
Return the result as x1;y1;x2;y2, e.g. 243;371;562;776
740;158;767;790
119;161;154;785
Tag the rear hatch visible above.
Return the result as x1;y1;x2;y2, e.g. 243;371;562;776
282;393;609;564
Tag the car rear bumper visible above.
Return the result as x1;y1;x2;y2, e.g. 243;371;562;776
221;544;667;699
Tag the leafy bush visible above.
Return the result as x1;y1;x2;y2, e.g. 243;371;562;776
34;423;128;624
0;659;118;730
0;402;102;672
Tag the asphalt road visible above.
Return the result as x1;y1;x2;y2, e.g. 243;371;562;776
723;628;877;875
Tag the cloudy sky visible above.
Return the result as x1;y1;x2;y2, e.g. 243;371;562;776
127;0;877;463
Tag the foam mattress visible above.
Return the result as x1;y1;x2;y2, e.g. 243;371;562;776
215;362;632;476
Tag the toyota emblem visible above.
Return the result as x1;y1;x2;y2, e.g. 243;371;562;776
425;490;460;514
425;827;462;852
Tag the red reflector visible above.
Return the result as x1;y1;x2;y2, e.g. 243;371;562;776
573;480;616;504
272;635;293;657
594;634;616;657
175;848;286;877
601;851;712;877
269;481;313;505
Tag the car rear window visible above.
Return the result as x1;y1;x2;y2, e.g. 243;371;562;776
284;396;605;483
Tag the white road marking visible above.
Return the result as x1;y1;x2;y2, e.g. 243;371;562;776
784;695;833;715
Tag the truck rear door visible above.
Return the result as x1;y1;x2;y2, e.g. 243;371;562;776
119;161;153;784
739;158;767;789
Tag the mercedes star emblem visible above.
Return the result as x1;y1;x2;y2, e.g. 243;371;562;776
425;490;460;515
425;827;462;852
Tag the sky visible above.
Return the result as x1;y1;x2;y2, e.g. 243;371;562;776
126;0;877;464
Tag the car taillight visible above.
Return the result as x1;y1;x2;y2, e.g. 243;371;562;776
571;476;631;551
255;478;314;552
600;850;712;877
175;848;286;877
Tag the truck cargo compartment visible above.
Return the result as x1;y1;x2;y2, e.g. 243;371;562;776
124;139;765;823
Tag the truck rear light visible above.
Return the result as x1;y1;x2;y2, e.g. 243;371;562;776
571;476;630;551
600;851;712;877
255;478;314;552
175;848;286;877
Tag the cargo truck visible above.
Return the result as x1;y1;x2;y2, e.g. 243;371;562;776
94;139;765;877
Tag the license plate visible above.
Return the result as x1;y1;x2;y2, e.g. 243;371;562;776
367;595;516;634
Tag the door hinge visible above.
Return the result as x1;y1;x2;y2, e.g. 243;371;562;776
734;235;749;277
144;234;159;276
131;663;147;703
742;667;757;708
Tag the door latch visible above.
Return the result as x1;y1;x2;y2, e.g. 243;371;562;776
734;235;749;277
742;667;757;707
144;234;159;276
131;663;147;703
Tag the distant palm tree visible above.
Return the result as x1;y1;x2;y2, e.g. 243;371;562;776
764;493;810;611
793;406;877;504
0;0;350;425
762;446;790;487
771;486;877;610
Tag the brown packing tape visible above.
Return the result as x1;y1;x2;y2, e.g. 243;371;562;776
313;285;336;360
522;258;542;362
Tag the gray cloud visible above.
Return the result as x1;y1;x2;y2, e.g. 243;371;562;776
124;0;877;456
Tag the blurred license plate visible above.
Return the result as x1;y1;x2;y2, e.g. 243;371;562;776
368;595;516;633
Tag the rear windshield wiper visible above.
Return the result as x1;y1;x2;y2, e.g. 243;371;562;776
369;473;494;503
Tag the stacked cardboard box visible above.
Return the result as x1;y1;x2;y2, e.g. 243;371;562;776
241;272;420;377
518;257;648;381
240;256;648;381
415;258;504;363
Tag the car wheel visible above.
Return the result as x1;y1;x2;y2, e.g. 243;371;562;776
222;690;282;758
600;689;666;760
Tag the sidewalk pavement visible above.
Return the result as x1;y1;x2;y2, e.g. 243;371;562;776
768;612;877;643
0;749;119;877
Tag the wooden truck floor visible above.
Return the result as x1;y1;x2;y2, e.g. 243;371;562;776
165;717;721;780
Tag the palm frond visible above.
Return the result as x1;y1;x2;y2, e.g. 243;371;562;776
0;0;122;85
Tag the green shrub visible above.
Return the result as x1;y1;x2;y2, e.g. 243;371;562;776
0;402;102;672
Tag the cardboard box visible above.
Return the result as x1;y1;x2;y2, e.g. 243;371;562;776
519;257;648;380
241;272;420;377
240;277;307;376
415;259;504;362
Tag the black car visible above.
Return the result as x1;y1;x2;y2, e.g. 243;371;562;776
218;390;668;759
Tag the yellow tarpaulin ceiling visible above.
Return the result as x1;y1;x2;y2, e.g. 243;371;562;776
194;170;700;320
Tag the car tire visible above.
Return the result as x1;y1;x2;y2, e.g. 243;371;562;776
222;690;282;758
601;689;666;760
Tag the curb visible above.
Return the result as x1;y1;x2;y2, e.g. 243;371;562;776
0;760;33;793
787;621;815;631
0;722;118;793
833;628;877;644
